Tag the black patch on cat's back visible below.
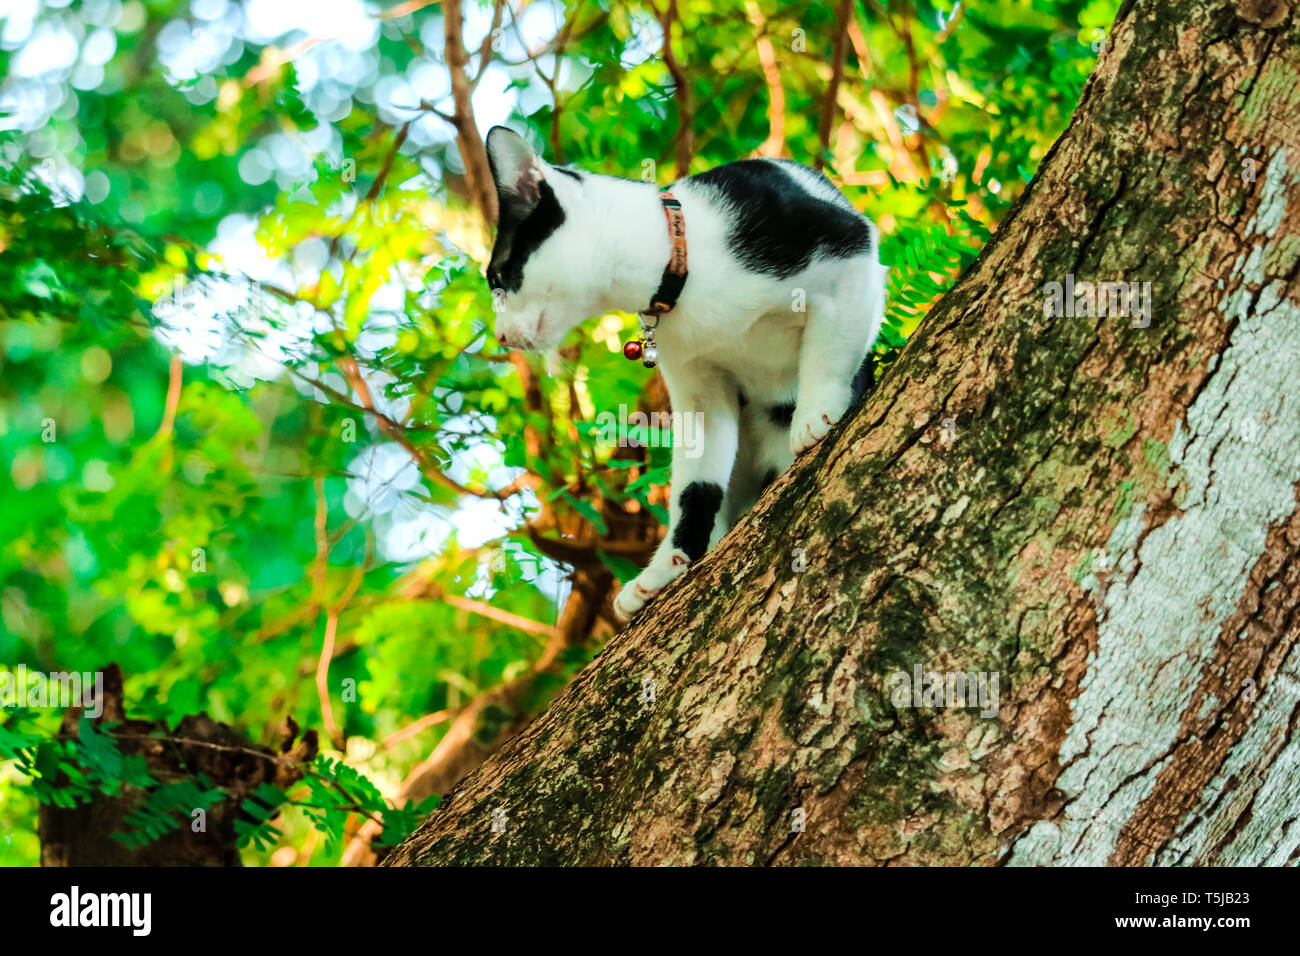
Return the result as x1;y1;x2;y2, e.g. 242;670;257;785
685;159;872;279
486;179;565;294
671;481;724;562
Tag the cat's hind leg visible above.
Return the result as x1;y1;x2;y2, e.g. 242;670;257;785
736;399;796;509
613;369;740;624
723;404;763;526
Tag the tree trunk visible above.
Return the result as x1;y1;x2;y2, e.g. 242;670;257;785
385;0;1300;866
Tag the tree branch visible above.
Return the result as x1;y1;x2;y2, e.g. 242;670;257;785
445;0;498;223
745;0;786;158
654;0;696;175
816;0;854;171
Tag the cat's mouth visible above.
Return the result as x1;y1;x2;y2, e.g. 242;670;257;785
497;310;549;350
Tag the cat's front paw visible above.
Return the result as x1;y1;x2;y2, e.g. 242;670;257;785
613;549;690;624
790;391;850;455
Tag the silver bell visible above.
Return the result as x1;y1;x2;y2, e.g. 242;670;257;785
641;346;658;368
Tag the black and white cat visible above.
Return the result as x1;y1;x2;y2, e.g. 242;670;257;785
483;126;887;623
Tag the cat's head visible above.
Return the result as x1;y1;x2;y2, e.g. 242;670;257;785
485;126;596;350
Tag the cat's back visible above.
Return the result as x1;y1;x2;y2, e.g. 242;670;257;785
676;157;874;279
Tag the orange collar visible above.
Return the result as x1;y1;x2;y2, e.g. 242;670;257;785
643;192;688;316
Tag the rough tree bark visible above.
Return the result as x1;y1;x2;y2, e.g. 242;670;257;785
386;0;1300;866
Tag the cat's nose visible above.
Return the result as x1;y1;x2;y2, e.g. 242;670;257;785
496;331;510;347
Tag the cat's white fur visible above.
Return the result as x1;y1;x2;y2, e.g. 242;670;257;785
487;128;887;623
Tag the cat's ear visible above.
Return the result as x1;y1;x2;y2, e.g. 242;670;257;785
486;126;544;213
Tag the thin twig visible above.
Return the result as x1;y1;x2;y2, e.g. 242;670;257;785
155;352;183;438
653;0;695;175
816;0;854;171
381;709;458;750
745;0;785;158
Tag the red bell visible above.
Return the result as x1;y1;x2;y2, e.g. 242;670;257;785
623;339;644;361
